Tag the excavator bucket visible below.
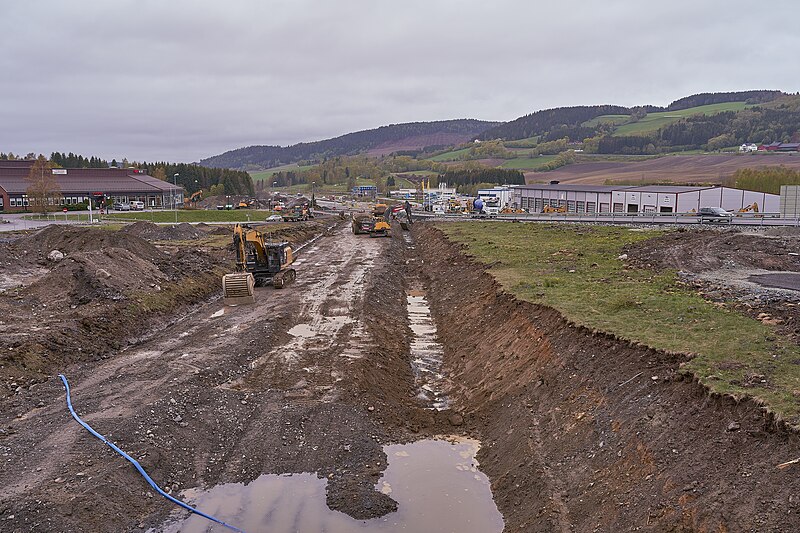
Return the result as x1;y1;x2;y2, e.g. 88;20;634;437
222;273;256;305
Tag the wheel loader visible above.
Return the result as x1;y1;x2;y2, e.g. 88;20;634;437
222;224;296;305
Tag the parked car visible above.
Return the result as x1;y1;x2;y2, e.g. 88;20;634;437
130;201;145;210
265;214;283;222
113;202;131;211
698;207;734;222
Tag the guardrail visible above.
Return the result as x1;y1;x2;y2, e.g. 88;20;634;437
413;210;800;227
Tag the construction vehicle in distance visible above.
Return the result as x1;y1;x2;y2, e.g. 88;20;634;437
371;203;391;237
184;190;203;208
737;202;760;216
352;203;392;236
222;224;297;304
542;204;567;214
500;206;526;214
352;212;373;234
282;204;312;222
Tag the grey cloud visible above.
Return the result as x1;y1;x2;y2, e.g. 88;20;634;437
1;0;797;162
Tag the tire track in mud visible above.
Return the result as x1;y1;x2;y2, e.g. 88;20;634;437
223;226;384;399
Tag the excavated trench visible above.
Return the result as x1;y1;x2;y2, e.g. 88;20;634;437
407;223;800;532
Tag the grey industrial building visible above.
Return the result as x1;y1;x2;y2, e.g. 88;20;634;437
0;160;183;212
513;183;780;214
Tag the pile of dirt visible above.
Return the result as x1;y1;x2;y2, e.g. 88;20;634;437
122;221;207;241
0;225;224;399
413;223;800;532
1;225;163;269
624;227;800;273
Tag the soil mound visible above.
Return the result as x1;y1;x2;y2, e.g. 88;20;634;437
414;223;800;532
9;225;163;264
123;221;206;241
625;228;800;273
24;249;167;307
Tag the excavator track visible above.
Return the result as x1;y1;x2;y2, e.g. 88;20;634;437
272;268;296;289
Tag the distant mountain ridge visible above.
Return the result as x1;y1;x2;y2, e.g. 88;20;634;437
200;119;499;170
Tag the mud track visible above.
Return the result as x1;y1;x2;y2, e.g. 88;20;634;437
3;221;800;532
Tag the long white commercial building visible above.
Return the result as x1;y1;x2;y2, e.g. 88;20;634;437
512;184;780;214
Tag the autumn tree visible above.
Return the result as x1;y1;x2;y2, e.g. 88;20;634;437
152;167;167;181
26;155;62;214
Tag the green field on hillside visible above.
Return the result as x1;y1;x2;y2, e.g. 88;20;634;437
500;155;558;170
582;114;630;128
427;147;472;161
441;222;800;426
610;102;749;136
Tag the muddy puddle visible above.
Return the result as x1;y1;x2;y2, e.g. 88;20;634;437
159;438;503;533
407;291;449;410
749;272;800;292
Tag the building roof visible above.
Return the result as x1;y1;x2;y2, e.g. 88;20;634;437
623;185;713;193
0;166;181;195
517;184;624;193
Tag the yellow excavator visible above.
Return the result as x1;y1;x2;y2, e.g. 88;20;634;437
737;202;760;216
222;224;296;304
542;204;567;214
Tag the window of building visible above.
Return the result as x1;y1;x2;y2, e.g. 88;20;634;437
586;202;596;213
576;201;585;213
567;201;576;213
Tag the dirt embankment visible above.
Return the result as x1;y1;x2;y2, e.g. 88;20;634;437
413;224;800;532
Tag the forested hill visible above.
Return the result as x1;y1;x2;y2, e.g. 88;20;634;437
666;90;783;111
477;91;786;142
476;105;633;142
200;119;499;170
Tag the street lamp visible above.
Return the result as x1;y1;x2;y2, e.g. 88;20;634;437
271;181;277;210
173;173;179;223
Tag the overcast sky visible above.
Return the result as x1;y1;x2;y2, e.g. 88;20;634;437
1;0;797;163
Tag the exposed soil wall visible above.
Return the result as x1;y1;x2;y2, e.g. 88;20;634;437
414;224;800;532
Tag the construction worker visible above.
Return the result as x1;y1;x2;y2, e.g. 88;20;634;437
404;200;412;223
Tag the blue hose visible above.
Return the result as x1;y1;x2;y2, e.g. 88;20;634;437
58;374;245;533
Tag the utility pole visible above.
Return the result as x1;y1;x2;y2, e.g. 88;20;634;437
173;173;179;223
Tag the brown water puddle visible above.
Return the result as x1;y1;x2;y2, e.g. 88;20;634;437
158;438;503;533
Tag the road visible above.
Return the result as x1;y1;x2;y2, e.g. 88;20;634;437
0;225;412;532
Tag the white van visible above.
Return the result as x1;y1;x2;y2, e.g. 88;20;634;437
131;201;145;210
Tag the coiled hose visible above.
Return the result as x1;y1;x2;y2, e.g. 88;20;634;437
58;374;245;533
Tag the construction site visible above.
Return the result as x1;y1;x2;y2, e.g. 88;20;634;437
1;208;800;533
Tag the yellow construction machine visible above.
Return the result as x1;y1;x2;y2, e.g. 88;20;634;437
542;204;567;214
737;202;760;216
371;203;391;237
222;224;297;304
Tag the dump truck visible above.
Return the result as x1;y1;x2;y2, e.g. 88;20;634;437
222;224;297;304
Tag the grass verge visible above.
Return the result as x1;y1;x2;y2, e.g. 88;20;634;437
440;222;800;425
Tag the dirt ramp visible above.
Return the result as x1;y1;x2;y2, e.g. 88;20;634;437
414;224;800;532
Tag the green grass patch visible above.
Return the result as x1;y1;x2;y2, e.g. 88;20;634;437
440;222;800;425
612;102;749;136
500;155;559;170
104;209;275;223
426;147;472;161
582;114;630;128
